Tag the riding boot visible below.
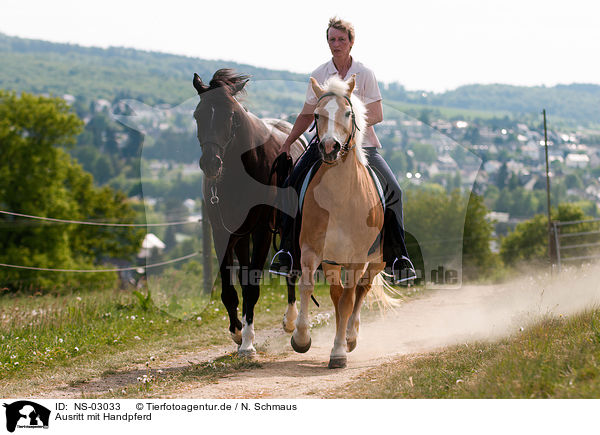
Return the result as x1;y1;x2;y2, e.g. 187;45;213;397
382;209;417;285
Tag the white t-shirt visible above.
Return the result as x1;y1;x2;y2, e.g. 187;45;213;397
305;58;382;148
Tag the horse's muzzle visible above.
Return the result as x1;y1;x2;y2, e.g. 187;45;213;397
199;154;223;179
319;139;341;163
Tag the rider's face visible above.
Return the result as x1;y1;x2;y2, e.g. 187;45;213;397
327;27;353;60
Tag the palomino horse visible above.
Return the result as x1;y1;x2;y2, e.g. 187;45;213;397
193;69;304;355
290;75;396;368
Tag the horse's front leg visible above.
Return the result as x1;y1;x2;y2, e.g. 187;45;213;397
218;245;243;345
329;265;366;368
283;274;298;333
234;236;258;356
291;248;319;353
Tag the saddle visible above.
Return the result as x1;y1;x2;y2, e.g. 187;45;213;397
293;152;387;259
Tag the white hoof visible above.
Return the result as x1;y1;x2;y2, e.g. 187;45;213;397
238;346;257;358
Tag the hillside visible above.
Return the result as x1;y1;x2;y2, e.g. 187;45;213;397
1;33;599;125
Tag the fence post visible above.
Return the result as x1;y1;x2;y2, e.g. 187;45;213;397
202;200;213;295
551;221;561;273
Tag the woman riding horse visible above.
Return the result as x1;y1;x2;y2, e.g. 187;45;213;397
270;17;416;285
291;74;396;368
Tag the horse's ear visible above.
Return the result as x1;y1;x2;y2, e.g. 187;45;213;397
346;74;356;97
193;73;209;95
232;79;249;96
310;77;324;99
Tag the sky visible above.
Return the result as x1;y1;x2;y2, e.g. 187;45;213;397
1;0;599;92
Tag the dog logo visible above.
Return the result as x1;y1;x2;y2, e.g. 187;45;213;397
3;401;50;432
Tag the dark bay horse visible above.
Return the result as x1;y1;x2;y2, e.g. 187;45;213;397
193;69;304;355
290;75;398;368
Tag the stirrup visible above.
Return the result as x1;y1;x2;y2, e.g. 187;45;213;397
268;249;293;277
392;256;417;284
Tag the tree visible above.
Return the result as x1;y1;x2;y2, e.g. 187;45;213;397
462;193;497;279
0;91;143;291
410;142;437;165
500;203;589;267
495;162;509;189
404;188;496;281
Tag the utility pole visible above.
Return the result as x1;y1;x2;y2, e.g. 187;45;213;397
543;109;555;272
202;200;213;294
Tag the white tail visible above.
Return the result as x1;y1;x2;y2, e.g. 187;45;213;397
367;272;402;310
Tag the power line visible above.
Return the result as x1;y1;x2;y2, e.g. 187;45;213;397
0;210;200;227
0;252;198;273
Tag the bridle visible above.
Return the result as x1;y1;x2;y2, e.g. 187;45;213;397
310;92;361;158
200;108;241;165
199;105;255;236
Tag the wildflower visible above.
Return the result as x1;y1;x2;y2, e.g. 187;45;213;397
134;336;141;340
76;296;82;301
157;369;164;374
196;316;202;322
58;338;63;343
74;347;79;352
150;356;156;361
130;315;136;320
456;379;464;384
149;320;154;324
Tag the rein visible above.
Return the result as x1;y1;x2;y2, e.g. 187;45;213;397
311;92;361;159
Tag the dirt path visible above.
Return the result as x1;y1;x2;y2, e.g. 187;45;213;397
40;266;600;398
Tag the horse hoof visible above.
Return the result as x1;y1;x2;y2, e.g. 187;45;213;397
291;336;311;353
328;356;347;369
238;348;257;358
230;330;242;345
282;319;295;333
346;339;357;352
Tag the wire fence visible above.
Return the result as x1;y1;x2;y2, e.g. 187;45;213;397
0;210;199;227
0;252;198;273
0;209;202;274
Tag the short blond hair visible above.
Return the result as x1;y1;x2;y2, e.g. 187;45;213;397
327;17;355;44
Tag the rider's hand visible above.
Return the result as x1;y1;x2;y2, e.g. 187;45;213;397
280;140;292;156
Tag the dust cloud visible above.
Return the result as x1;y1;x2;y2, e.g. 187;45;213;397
300;263;600;364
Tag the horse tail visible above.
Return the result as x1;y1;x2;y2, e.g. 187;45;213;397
367;272;402;310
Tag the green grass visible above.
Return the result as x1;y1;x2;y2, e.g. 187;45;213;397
0;269;339;397
328;309;600;398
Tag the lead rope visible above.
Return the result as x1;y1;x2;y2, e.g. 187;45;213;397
208;184;256;237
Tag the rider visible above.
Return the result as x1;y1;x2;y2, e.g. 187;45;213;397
270;17;416;284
